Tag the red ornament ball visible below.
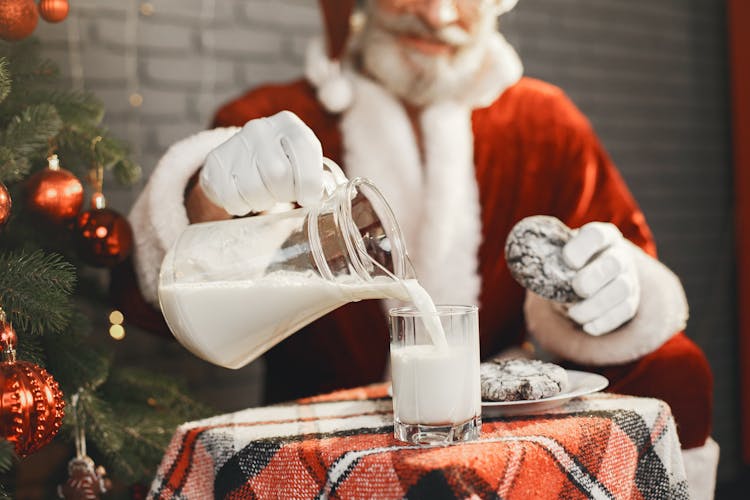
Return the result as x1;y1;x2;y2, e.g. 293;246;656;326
26;158;84;225
0;321;65;457
0;0;38;41
0;182;11;228
75;207;133;267
38;0;68;23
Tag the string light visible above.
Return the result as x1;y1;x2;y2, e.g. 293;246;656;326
129;93;144;107
109;310;124;325
109;324;125;340
139;2;154;17
109;310;125;340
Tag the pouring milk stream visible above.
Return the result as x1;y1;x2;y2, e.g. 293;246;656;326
158;159;455;398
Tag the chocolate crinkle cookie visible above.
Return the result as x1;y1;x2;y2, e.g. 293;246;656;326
481;358;568;402
505;215;581;303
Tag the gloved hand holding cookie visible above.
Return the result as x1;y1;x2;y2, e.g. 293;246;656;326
506;216;640;336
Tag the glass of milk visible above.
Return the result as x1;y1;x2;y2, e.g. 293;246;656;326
389;305;481;444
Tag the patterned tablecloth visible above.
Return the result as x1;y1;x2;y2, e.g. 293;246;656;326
149;384;689;499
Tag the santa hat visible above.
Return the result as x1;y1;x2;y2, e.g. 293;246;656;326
309;0;521;113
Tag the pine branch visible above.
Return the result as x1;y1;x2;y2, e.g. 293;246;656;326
74;390;133;478
0;440;14;474
1;88;105;129
54;123;141;186
0;40;141;186
105;367;214;416
93;368;214;482
17;334;45;367
113;158;143;186
0;40;57;93
0;103;62;182
0;250;76;336
0;440;13;500
0;145;28;183
0;58;10;104
3;103;62;152
43;324;110;393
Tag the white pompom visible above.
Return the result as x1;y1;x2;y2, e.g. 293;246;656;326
305;37;354;114
305;38;332;85
497;0;519;15
318;73;353;113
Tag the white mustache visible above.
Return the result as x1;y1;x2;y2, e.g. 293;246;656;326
376;13;472;47
435;25;472;45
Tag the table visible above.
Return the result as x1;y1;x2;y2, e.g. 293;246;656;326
149;384;689;499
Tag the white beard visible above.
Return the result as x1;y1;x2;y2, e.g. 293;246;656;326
359;13;497;106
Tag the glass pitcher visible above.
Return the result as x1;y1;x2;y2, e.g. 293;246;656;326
158;159;413;369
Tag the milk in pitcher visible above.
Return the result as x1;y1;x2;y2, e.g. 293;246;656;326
159;272;412;369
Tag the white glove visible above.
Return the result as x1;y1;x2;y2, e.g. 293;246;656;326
199;110;324;216
562;222;640;336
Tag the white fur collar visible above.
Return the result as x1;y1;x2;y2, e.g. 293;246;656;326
340;74;482;306
306;32;523;307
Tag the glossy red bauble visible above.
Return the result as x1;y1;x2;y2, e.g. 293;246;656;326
26;157;84;225
38;0;68;23
0;0;38;41
75;207;134;268
0;320;65;457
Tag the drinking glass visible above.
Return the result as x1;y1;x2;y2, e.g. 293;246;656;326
389;305;481;444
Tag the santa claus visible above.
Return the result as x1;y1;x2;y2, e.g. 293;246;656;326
118;0;717;495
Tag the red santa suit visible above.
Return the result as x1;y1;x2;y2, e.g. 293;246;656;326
119;2;716;494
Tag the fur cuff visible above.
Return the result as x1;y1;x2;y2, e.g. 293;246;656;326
524;242;689;366
682;438;719;500
129;127;239;306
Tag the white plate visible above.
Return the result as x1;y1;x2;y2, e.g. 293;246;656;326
481;369;609;417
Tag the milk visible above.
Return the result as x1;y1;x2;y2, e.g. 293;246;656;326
391;344;480;425
400;280;448;349
389;283;481;426
159;272;413;369
159;264;476;427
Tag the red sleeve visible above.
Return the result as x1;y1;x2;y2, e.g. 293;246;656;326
550;93;657;258
545;92;712;446
210;80;323;129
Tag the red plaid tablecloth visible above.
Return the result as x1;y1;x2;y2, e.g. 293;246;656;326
149;384;689;499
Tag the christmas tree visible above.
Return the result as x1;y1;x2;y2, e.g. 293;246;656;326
0;40;209;496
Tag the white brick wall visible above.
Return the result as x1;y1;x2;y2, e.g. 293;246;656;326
35;0;322;214
33;0;736;482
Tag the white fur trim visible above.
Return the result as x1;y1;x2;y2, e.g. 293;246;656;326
524;242;689;365
458;31;523;109
341;73;481;307
339;74;422;294
498;0;520;15
305;38;353;113
129;127;239;306
682;438;719;500
417;102;482;305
